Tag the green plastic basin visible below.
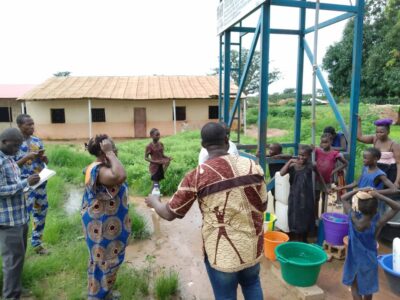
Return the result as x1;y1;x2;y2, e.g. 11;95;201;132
275;242;327;287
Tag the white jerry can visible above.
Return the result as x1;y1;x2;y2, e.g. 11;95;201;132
275;201;290;232
274;172;290;205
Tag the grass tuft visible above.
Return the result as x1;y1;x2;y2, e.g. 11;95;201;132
154;270;179;300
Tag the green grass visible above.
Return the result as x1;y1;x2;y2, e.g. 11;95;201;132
245;103;399;179
129;204;151;240
0;145;171;299
154;270;179;300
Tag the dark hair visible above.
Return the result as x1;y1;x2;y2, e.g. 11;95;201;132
0;128;23;142
358;198;378;216
201;122;226;146
299;145;313;156
321;133;333;141
323;126;336;136
271;143;282;153
365;147;381;160
87;134;109;157
16;114;32;126
149;128;159;136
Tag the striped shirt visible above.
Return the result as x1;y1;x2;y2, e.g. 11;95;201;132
168;155;267;272
0;151;29;226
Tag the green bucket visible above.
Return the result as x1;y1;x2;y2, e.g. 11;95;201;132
275;242;327;287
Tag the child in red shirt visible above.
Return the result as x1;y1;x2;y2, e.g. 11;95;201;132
145;128;172;190
315;133;348;216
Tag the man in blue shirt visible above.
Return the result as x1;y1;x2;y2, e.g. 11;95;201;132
0;128;39;299
14;114;49;255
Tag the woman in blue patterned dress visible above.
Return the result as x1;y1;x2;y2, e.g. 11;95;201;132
82;135;131;299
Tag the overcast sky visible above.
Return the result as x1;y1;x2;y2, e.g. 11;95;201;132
0;0;351;93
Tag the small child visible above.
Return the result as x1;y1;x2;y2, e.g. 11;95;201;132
335;147;397;196
315;133;348;215
280;145;327;242
341;189;400;299
145;128;172;190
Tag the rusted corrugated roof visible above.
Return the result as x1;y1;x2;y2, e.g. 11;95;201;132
18;76;240;101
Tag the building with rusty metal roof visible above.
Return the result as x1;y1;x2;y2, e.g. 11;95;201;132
19;76;239;139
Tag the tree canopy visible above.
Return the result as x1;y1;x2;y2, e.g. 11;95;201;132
53;71;71;77
214;49;281;95
322;0;400;99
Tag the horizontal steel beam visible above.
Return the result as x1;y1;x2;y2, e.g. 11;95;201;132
304;12;354;34
271;0;358;13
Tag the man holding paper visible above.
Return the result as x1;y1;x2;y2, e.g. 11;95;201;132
0;128;40;298
15;114;50;255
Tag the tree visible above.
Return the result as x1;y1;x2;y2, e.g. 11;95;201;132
322;0;400;99
53;71;71;77
213;49;281;95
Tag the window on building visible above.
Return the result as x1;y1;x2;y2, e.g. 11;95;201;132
0;107;12;122
51;109;65;123
173;106;186;121
91;108;106;122
208;106;219;119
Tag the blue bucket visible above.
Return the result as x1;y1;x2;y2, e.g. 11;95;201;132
378;254;400;296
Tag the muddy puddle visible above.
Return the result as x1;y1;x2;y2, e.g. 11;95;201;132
126;197;212;299
64;187;83;215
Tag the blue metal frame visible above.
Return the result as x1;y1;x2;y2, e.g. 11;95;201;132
258;3;271;173
223;31;231;122
348;0;365;183
304;40;349;138
294;0;306;156
219;0;365;182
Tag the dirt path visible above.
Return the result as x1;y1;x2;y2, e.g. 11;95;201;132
126;197;297;300
246;126;288;139
126;196;398;300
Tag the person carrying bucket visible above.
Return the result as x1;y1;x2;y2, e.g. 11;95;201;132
340;189;400;299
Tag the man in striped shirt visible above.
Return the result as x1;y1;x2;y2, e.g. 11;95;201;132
0;128;39;299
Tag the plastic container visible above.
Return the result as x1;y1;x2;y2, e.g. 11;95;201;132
274;172;290;205
378;254;400;296
264;213;277;232
316;219;325;246
264;231;289;261
275;242;327;287
322;212;349;246
393;237;400;273
275;201;289;232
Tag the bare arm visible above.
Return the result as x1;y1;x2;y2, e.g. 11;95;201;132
280;159;296;176
371;190;400;237
377;175;398;195
336;181;358;191
357;115;374;144
341;190;359;214
271;154;293;160
98;140;127;187
145;195;176;221
393;143;400;187
145;150;161;164
16;152;38;167
331;155;348;176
